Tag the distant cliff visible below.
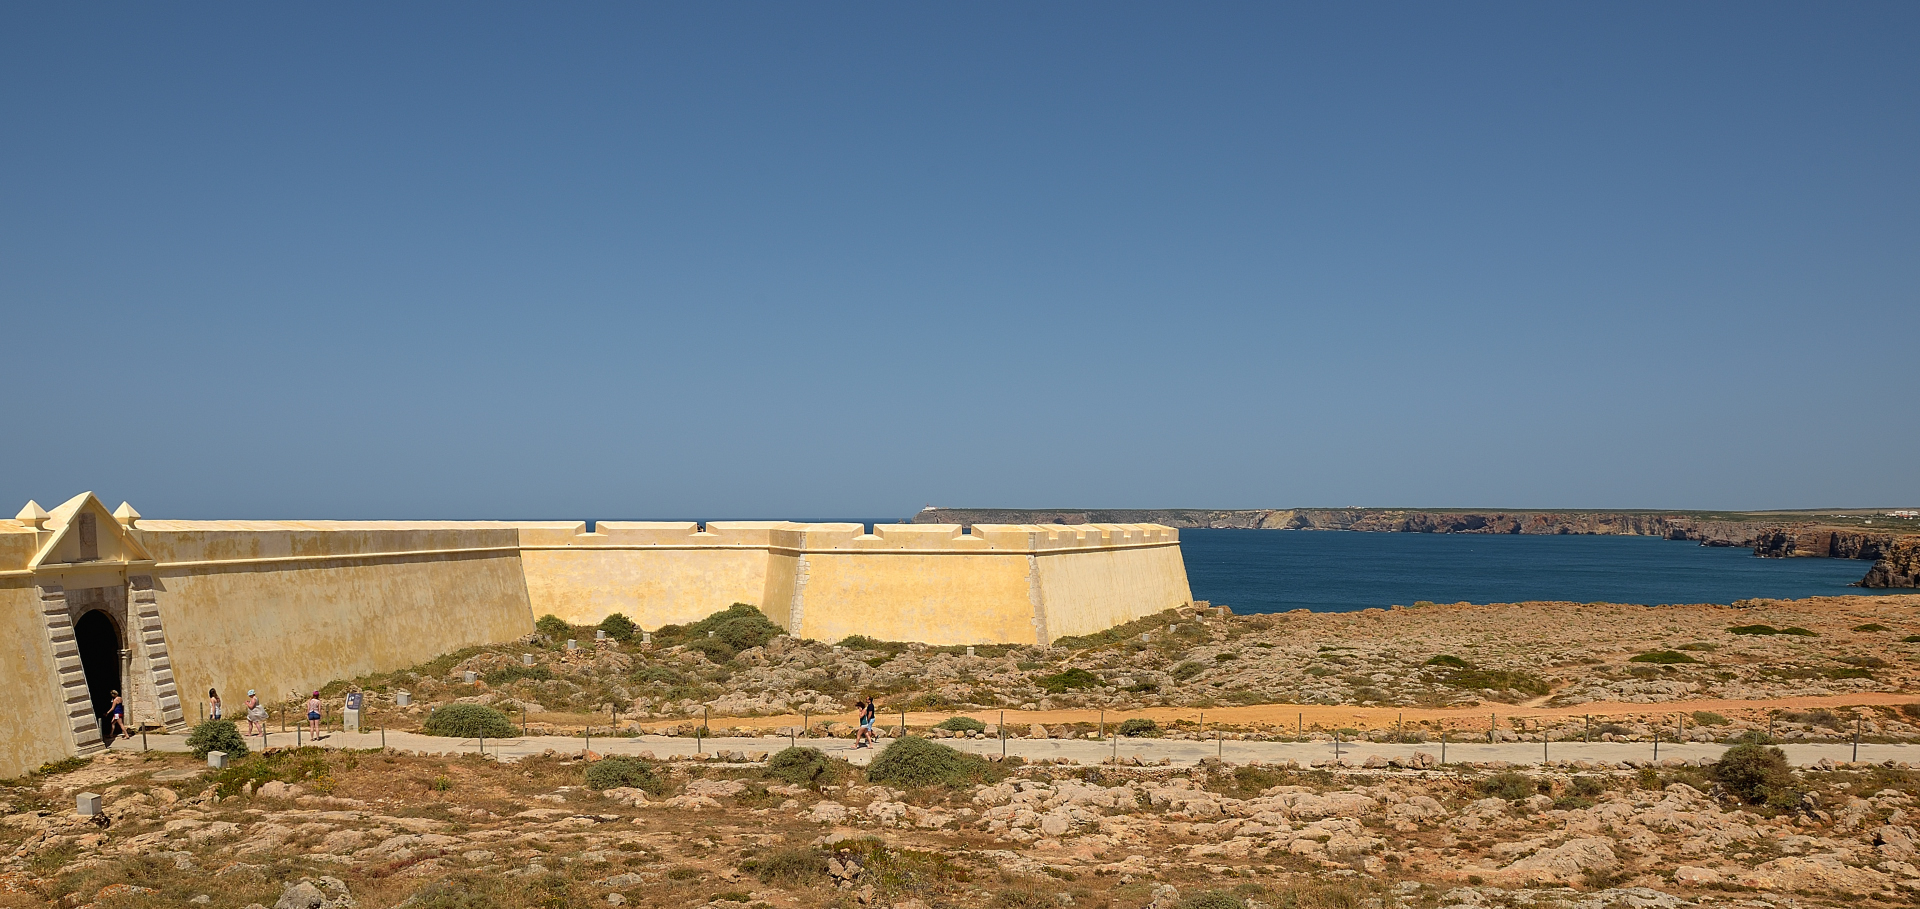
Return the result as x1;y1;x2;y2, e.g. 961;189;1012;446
1862;538;1920;588
909;508;1920;588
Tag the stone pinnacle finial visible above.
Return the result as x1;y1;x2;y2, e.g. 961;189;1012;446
15;500;48;530
113;502;140;528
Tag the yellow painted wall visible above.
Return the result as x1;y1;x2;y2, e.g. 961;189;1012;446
135;523;534;714
0;579;73;777
1036;541;1193;639
794;551;1038;645
519;521;778;628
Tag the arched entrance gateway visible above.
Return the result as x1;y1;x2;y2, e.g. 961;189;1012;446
73;610;122;740
19;492;186;752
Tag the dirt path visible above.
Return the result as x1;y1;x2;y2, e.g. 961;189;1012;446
630;691;1920;733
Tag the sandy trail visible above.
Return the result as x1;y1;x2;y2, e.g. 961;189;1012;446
627;691;1920;733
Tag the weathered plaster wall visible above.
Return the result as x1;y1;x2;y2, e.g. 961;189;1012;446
1034;530;1193;639
0;578;71;776
520;522;776;628
135;523;534;719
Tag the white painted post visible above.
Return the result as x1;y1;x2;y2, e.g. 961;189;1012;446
208;751;227;770
76;793;101;815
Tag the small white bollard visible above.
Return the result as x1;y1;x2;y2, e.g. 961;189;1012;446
1141;633;1152;643
76;792;101;816
707;630;715;638
207;751;228;770
522;653;534;665
463;671;477;684
395;691;412;707
641;631;651;645
343;708;361;733
596;629;607;641
567;639;578;651
966;646;975;657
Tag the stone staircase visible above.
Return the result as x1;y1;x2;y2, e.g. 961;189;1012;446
131;582;185;729
37;585;106;753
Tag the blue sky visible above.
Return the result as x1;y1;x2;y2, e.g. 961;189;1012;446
3;4;1915;520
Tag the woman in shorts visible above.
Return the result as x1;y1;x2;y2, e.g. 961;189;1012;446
245;689;266;735
307;691;323;740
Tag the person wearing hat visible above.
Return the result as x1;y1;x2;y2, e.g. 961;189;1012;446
245;689;266;735
307;691;324;740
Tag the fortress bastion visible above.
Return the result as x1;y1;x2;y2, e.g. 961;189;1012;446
0;492;1191;776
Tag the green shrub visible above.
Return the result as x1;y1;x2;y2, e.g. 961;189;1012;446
1630;651;1699;664
534;614;571;639
1904;636;1920;644
1728;624;1818;636
766;747;839;788
1854;624;1891;633
584;756;664;793
482;665;553;686
1213;652;1239;662
1036;668;1101;693
1677;642;1717;651
837;634;907;653
743;847;827;884
184;719;250;760
687;636;738;663
1171;662;1205;682
1425;654;1472;669
1178;893;1247;909
1476;770;1539;801
421;704;516;738
935;716;987;734
689;603;782;653
1711;742;1798;806
599;612;638;642
1118;718;1159;737
1690;711;1730;726
865;736;1000;788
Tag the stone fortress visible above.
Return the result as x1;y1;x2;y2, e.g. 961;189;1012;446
0;492;1192;776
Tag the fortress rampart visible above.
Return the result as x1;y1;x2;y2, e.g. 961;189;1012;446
0;493;1191;776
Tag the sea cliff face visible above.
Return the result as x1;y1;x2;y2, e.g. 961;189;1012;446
1862;537;1920;588
911;508;1920;588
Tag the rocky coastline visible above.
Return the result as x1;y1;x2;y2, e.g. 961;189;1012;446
911;508;1920;588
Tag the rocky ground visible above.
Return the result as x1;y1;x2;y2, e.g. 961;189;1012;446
325;595;1920;744
8;736;1920;909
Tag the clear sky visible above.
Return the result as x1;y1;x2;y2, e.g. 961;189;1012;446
3;4;1915;520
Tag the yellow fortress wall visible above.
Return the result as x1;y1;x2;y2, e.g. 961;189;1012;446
0;494;1190;777
136;521;536;724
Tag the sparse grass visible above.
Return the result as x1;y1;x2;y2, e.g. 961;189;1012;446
1118;718;1159;737
1629;650;1700;664
1854;623;1891;632
1440;667;1551;699
1691;711;1730;726
1424;654;1472;669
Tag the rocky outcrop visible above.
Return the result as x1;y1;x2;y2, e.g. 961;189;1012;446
1750;528;1897;560
1862;538;1920;588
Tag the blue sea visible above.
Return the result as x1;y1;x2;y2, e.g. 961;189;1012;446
1180;530;1880;614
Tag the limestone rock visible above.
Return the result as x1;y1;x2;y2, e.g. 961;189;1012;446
274;877;354;909
1501;837;1619;883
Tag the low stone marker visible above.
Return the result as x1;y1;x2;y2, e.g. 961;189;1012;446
522;653;534;666
596;629;607;641
567;639;578;651
395;691;412;707
966;646;975;656
343;708;361;733
208;750;228;769
462;671;477;683
76;792;101;815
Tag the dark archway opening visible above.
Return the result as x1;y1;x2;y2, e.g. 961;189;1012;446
74;610;121;740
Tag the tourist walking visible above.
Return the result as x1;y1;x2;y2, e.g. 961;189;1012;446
208;688;223;721
107;690;128;740
245;689;265;735
307;690;323;740
859;697;877;747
